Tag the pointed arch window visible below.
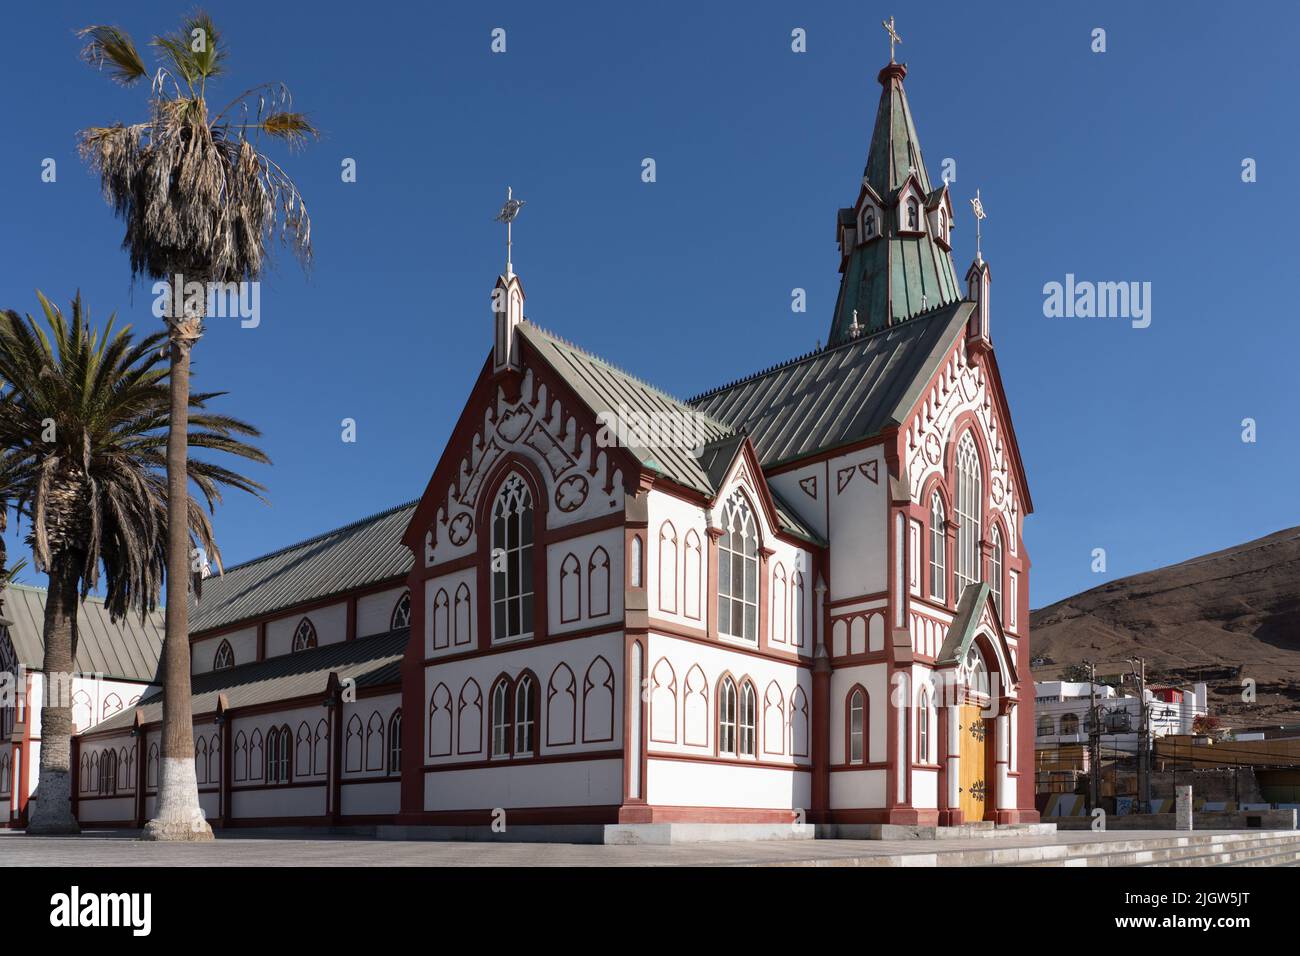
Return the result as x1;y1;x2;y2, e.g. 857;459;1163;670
848;688;866;763
918;686;933;762
387;709;403;773
955;432;982;593
990;527;1003;619
491;472;535;641
490;680;510;757
907;197;920;231
292;618;317;652
213;640;235;670
718;677;738;755
718;491;758;642
738;681;757;757
514;675;536;756
266;726;292;784
929;492;947;603
391;591;411;630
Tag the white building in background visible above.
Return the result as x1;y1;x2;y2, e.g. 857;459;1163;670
0;584;161;827
1034;680;1207;756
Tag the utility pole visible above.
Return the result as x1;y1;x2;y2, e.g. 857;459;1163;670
1129;657;1150;814
1087;660;1101;811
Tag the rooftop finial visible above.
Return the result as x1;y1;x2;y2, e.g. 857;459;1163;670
882;15;902;64
494;186;527;278
970;188;987;263
849;309;863;339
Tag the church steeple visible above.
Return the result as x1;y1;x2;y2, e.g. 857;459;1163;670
828;57;962;346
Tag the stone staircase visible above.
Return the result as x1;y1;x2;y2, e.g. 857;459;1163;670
1008;831;1300;867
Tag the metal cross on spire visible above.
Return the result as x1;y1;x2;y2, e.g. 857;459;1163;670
970;189;987;262
882;15;902;64
494;186;527;277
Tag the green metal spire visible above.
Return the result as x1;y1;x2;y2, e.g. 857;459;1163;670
829;62;961;346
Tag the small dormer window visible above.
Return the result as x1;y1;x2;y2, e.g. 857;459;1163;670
863;208;876;239
938;207;947;238
907;197;920;231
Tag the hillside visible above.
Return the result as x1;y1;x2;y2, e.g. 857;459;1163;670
1030;528;1300;728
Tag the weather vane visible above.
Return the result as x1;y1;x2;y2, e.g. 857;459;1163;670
970;189;987;262
882;15;902;64
494;186;526;277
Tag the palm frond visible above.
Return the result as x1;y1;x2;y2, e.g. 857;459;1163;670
77;25;148;86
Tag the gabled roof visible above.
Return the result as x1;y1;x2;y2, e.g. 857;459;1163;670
0;583;162;683
88;628;409;737
188;501;416;635
690;301;971;469
519;323;821;543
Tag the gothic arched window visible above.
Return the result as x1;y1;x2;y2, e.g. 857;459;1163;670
391;591;411;630
848;688;866;763
929;492;947;603
718;677;738;755
514;675;536;756
491;472;535;641
738;681;757;757
491;679;510;757
266;726;292;784
907;197;919;231
213;639;234;670
955;432;982;594
918;687;932;762
387;709;403;773
990;527;1004;619
292;618;317;652
718;491;758;642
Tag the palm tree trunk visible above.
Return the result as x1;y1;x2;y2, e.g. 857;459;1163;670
25;553;82;834
142;305;213;842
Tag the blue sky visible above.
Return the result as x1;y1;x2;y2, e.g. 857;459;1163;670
1;0;1296;609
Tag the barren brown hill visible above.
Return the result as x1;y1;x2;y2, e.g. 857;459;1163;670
1030;527;1300;729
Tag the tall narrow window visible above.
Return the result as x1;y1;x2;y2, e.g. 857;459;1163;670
630;535;643;588
738;682;757;756
864;208;876;238
491;680;510;756
907;197;919;230
849;689;865;763
387;709;403;772
990;527;1003;619
929;493;946;603
954;432;982;594
514;676;536;755
718;491;758;642
718;678;738;755
918;688;931;762
213;639;235;670
491;473;535;640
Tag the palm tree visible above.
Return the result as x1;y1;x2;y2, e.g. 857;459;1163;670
76;11;313;840
0;292;268;835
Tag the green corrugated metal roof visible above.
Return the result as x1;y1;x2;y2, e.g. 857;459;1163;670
187;501;417;635
0;583;163;683
690;301;971;468
89;628;409;736
521;323;823;543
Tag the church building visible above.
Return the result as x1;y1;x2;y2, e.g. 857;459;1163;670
44;46;1037;838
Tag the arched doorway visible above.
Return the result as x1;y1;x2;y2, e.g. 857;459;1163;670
958;644;991;821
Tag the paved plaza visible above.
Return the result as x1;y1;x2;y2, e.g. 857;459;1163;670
2;828;1284;867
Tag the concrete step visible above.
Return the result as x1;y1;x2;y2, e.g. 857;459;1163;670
1012;831;1300;867
1140;835;1300;868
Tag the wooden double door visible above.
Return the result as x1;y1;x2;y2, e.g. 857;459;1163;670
958;703;988;821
